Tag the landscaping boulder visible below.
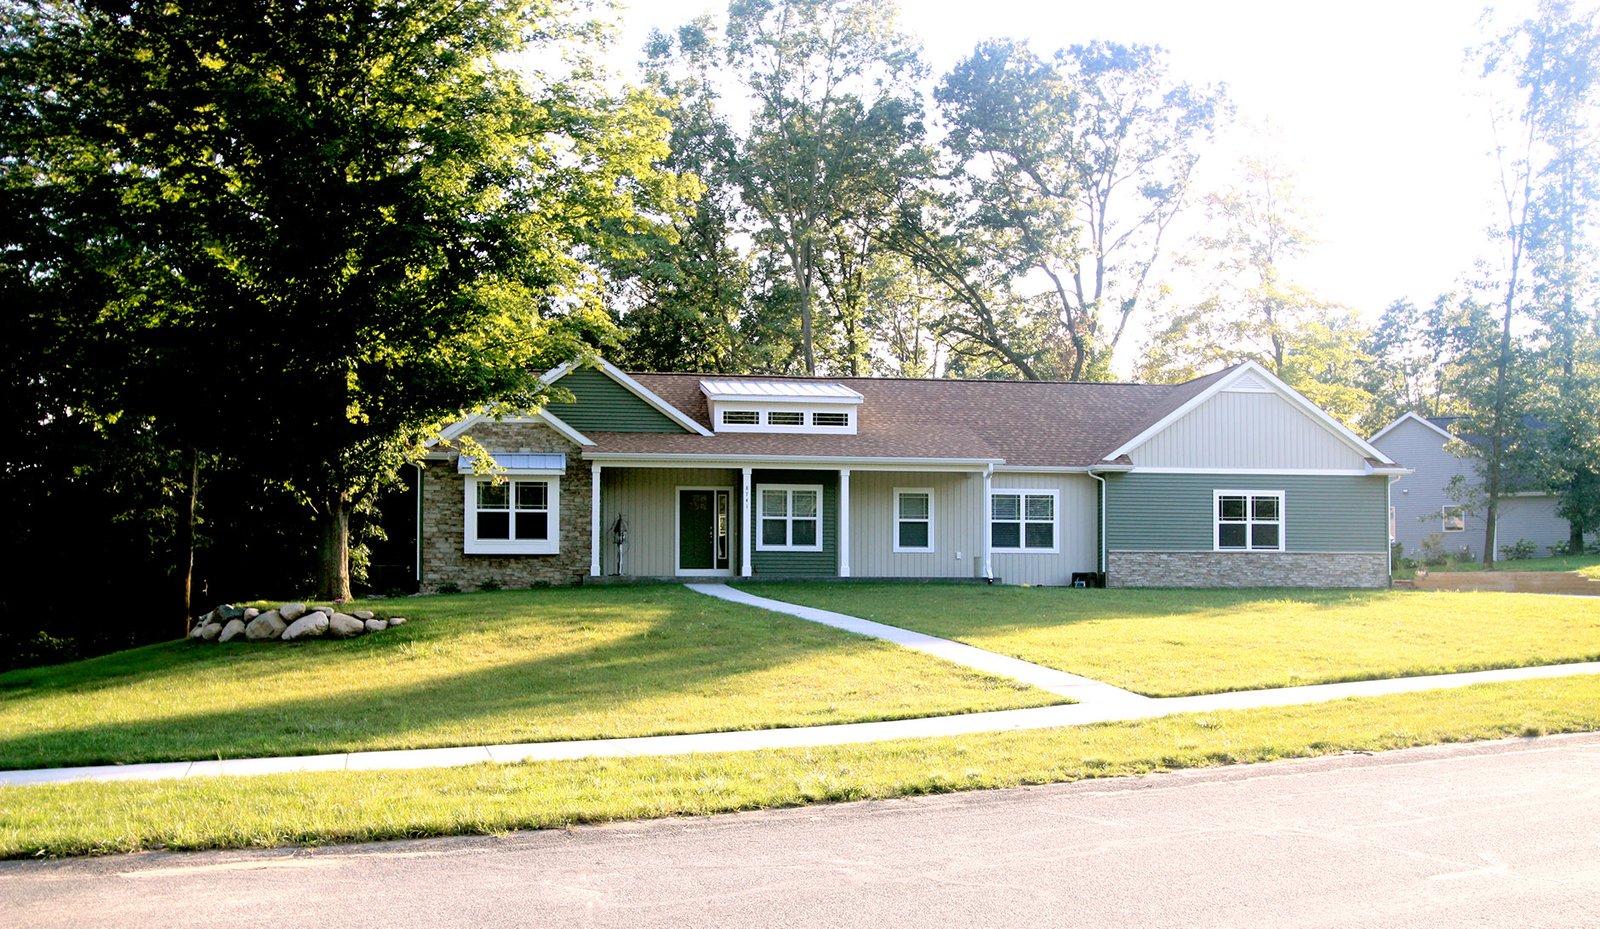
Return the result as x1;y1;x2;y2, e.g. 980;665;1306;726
188;623;208;640
198;622;223;641
387;617;407;626
280;602;307;622
243;607;260;621
281;612;329;641
218;619;247;643
246;610;288;641
217;604;247;622
352;610;375;621
363;618;388;633
327;612;365;638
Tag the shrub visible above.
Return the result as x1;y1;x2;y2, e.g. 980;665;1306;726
1499;538;1537;561
1419;533;1449;567
437;582;462;595
478;578;502;592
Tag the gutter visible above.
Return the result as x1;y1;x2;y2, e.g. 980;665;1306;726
582;452;1006;469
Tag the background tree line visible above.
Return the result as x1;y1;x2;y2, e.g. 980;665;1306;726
3;0;1597;666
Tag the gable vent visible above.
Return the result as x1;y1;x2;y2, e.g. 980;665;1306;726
1223;372;1272;392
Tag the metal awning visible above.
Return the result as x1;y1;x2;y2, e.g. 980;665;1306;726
457;453;567;475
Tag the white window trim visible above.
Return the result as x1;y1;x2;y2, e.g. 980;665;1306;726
1213;489;1285;553
1442;505;1466;532
464;476;560;555
990;489;1060;554
711;402;858;434
893;487;935;553
755;483;824;552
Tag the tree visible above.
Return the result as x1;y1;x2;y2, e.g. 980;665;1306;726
934;39;1223;380
3;0;684;601
1471;0;1600;563
725;0;929;375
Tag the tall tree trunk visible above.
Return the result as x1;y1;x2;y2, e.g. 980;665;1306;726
178;447;199;634
798;248;816;375
1484;285;1516;568
316;491;353;601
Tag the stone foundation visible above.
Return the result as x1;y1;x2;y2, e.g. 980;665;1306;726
420;422;590;591
1107;551;1390;589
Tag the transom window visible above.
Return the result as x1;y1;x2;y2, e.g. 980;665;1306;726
465;477;559;554
1215;490;1284;552
894;488;934;552
758;484;823;551
766;410;804;426
1442;505;1465;532
991;491;1057;552
721;410;759;425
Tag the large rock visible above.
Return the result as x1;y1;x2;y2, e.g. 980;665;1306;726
188;623;208;640
198;622;223;641
363;618;388;633
352;610;375;621
387;616;407;626
246;610;288;641
218;619;247;643
327;612;365;638
243;607;260;621
281;612;329;641
216;604;247;622
279;602;307;622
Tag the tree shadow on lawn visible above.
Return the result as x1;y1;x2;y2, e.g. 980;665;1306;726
0;595;1049;771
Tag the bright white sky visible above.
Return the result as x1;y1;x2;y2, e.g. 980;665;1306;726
593;0;1537;365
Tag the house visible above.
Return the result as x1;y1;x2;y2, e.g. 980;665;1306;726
1370;412;1589;561
417;357;1406;590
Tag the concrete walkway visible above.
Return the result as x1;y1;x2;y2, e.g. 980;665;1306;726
687;583;1149;705
4;586;1600;788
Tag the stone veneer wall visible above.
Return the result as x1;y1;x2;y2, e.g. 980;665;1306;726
420;421;590;591
1107;551;1390;589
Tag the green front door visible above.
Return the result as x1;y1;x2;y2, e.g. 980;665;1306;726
678;489;730;573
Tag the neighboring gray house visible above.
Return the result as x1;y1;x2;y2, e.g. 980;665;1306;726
1370;412;1587;560
418;357;1406;590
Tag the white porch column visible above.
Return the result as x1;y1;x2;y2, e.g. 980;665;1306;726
838;468;851;578
589;461;602;577
980;466;993;581
740;466;754;578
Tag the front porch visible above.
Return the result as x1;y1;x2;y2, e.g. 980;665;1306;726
587;462;999;582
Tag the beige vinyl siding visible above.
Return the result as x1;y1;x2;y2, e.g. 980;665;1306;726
990;472;1099;586
598;467;740;576
848;471;984;578
1131;390;1369;470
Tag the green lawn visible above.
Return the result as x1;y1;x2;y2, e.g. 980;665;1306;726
737;583;1600;697
0;586;1058;771
3;674;1597;858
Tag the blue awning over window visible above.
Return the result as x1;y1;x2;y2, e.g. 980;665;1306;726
457;453;567;475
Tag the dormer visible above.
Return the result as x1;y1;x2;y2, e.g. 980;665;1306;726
700;379;864;434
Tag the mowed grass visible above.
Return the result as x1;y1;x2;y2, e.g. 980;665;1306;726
737;583;1600;697
3;674;1597;858
0;586;1059;771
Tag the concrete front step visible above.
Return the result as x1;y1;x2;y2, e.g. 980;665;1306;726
1414;570;1600;595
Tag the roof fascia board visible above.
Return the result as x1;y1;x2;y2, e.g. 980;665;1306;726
430;409;592;447
1105;361;1398;466
1370;411;1454;444
584;452;1000;471
536;409;594;447
544;357;712;436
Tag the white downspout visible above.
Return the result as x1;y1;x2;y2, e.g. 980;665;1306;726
1088;470;1108;577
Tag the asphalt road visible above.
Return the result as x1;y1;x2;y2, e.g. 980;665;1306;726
7;733;1600;928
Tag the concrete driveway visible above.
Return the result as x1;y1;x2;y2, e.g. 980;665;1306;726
6;733;1600;928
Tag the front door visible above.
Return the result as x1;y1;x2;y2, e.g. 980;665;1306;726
678;488;731;574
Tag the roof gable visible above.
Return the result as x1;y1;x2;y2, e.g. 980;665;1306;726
542;360;709;435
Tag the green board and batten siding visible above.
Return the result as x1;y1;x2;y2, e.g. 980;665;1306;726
750;469;839;576
545;368;689;433
1104;473;1389;553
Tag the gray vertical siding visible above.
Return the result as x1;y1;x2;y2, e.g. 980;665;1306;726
599;467;740;576
989;472;1100;585
847;471;984;578
1105;472;1389;553
1131;390;1369;470
750;469;839;576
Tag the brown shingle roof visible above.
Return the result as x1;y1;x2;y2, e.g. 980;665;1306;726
581;368;1236;467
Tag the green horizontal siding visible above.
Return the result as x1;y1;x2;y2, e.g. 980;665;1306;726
545;367;689;433
750;469;839;576
1105;473;1388;553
